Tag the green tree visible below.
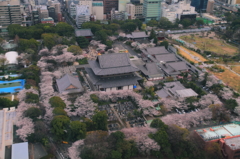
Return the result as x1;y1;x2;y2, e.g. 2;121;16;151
67;45;82;55
180;19;192;28
147;20;158;27
159;17;173;29
92;111;108;131
76;36;89;48
81;22;102;34
70;121;87;141
18;38;39;52
150;118;168;130
121;22;137;33
20;65;40;83
0;98;18;109
159;40;169;49
49;96;66;109
149;29;156;40
132;19;142;29
225;99;238;111
51;115;70;140
24;107;42;121
25;92;39;103
110;150;122;159
53;107;67;116
41;33;62;50
55;22;74;37
95;30;107;44
108;23;120;33
7;24;22;38
196;19;204;27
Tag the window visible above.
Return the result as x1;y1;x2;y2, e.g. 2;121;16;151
117;86;123;90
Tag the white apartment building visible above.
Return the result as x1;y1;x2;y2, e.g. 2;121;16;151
69;2;77;18
92;1;104;20
126;3;136;19
79;0;92;14
76;5;90;28
37;5;49;19
161;0;197;23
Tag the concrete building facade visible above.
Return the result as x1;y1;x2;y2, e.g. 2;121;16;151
126;3;136;19
76;5;90;28
143;0;161;22
119;0;131;11
0;0;22;27
92;1;104;20
135;4;143;19
103;0;118;14
206;0;214;13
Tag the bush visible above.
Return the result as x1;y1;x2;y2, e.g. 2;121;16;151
49;96;66;109
78;58;88;65
90;94;99;103
24;107;42;120
53;107;67;116
25;92;39;103
25;84;31;89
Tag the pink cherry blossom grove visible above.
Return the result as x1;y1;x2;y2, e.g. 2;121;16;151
198;94;222;108
120;126;160;155
161;108;212;129
68;140;85;159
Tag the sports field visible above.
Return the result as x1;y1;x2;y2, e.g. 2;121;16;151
0;82;21;88
180;35;239;56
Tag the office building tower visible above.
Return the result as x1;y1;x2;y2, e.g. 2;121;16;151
76;5;90;28
32;9;40;24
143;0;161;22
0;0;22;27
92;1;104;20
48;6;57;21
135;4;143;19
206;0;214;13
119;0;130;11
103;0;118;14
126;3;136;19
191;0;208;11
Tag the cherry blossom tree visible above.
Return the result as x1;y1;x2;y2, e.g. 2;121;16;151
120;126;160;155
68;140;85;159
206;75;219;87
219;87;233;100
17;88;39;102
161;108;212;129
198;94;222;108
234;98;240;115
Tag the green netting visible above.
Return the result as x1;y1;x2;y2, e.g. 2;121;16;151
196;17;214;24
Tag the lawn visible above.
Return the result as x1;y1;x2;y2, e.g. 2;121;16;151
208;65;240;93
232;66;240;74
180;35;239;56
178;47;199;63
0;82;21;88
180;46;208;62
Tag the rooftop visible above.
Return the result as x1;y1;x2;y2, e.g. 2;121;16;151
88;53;139;76
195;123;240;142
75;29;93;37
138;63;164;78
155;54;179;63
56;74;83;93
12;142;29;159
146;46;170;55
126;32;149;39
224;136;240;150
175;89;198;98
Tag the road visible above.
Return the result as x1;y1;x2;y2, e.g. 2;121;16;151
113;41;139;57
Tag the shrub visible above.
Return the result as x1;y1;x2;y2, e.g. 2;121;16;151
49;96;66;109
25;92;39;103
24;107;42;120
90;94;99;103
53;107;67;116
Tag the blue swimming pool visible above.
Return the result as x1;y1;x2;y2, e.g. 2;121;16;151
0;79;25;94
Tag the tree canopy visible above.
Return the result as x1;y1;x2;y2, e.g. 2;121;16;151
51;115;70;140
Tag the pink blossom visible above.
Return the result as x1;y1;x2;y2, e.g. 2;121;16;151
68;140;85;159
198;94;222;108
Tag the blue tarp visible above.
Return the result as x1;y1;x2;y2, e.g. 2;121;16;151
0;79;25;93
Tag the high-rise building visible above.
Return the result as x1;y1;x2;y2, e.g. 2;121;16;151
191;0;208;12
143;0;161;22
76;5;90;28
0;0;22;28
206;0;214;13
48;6;57;21
119;0;130;11
92;1;104;20
135;4;143;19
126;3;136;19
37;5;49;19
103;0;118;14
32;9;40;24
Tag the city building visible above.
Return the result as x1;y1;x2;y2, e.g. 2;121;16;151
0;0;22;28
92;1;104;20
69;2;77;18
191;0;208;12
206;0;215;13
41;17;54;23
85;53;142;91
135;4;143;19
37;5;49;20
48;6;57;21
79;0;93;14
11;142;29;159
156;81;198;98
195;122;240;159
126;3;136;19
119;0;131;11
162;0;197;23
76;5;90;28
56;74;84;94
103;0;118;14
32;9;40;24
111;8;128;20
143;0;162;22
0;108;16;159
